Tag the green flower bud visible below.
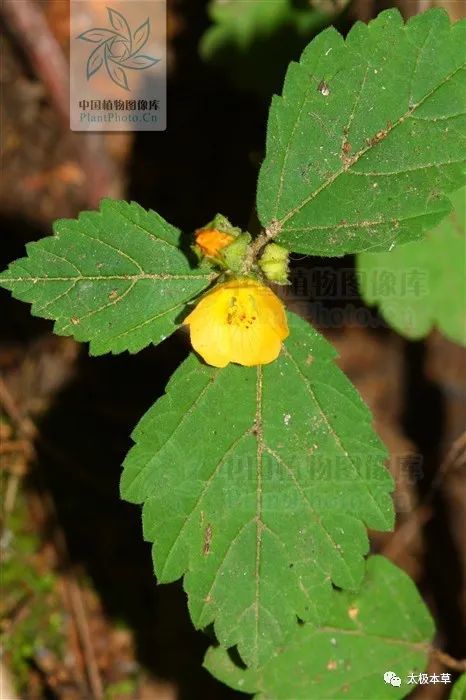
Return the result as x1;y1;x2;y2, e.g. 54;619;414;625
199;214;242;238
221;233;252;273
258;243;290;284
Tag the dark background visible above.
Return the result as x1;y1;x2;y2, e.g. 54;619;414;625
1;1;465;698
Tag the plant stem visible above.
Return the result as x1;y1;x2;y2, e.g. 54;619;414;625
242;224;279;275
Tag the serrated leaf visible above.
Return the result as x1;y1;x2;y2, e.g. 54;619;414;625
0;199;214;355
121;312;393;667
257;9;466;256
358;186;465;345
205;555;435;699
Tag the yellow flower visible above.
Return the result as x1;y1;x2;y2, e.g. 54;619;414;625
184;279;289;368
195;228;235;258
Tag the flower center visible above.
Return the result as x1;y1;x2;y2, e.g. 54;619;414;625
226;295;257;329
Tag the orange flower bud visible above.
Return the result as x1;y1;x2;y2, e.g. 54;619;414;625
195;228;235;258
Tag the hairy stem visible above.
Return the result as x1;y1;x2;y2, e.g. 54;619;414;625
241;222;280;275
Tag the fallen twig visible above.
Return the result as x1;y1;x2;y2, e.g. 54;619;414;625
382;431;466;562
0;375;104;699
432;648;466;673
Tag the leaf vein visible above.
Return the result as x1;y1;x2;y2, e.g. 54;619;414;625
270;59;466;235
282;346;389;525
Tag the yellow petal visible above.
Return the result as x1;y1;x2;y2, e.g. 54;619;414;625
184;278;289;367
229;320;283;366
187;314;232;368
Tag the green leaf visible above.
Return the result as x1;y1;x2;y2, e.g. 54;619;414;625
0;199;214;355
204;0;299;50
451;672;466;700
200;0;335;96
205;555;435;699
121;312;393;667
357;186;465;345
257;9;466;256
